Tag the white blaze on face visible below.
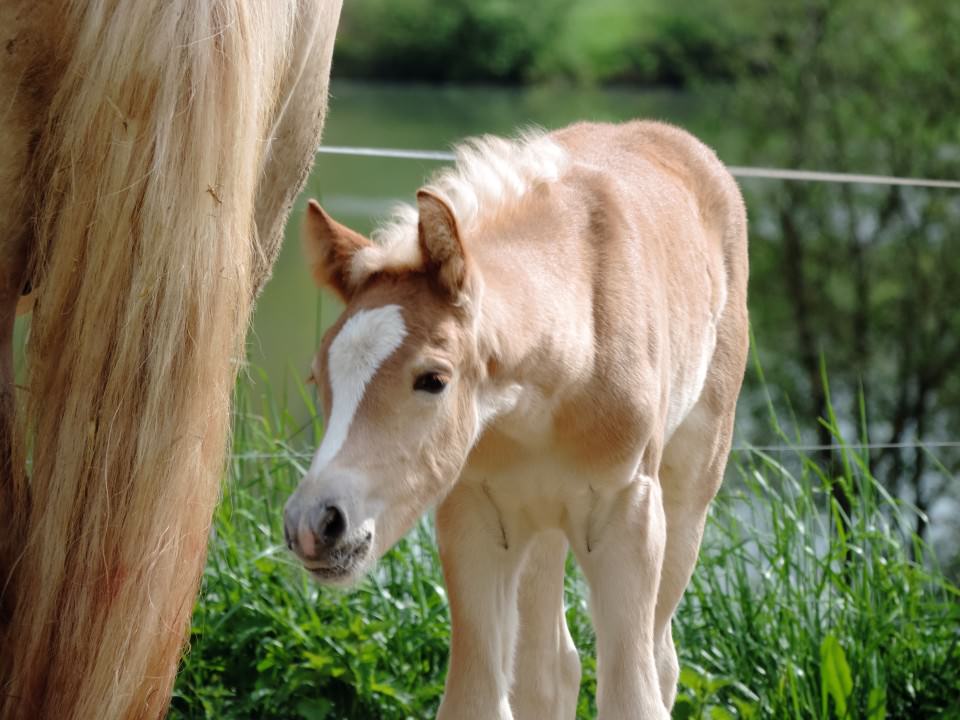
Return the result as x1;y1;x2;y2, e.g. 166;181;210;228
310;305;407;475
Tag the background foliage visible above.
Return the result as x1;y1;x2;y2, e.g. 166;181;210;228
334;0;741;85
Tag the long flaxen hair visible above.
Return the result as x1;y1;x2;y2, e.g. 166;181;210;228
0;1;339;717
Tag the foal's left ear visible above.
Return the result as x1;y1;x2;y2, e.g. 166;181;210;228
417;190;468;300
303;199;372;301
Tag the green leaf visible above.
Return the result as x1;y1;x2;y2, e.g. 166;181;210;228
303;651;332;671
732;696;758;719
820;634;853;718
680;665;707;694
867;687;887;720
296;698;332;720
673;696;698;720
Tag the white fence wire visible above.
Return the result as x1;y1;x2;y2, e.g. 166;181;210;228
255;143;960;464
316;145;960;189
229;440;960;462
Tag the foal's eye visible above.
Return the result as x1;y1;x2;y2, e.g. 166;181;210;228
413;372;449;394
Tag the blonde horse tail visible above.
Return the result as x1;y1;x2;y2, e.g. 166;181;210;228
0;2;337;717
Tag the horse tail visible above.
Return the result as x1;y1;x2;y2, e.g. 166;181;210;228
0;2;334;717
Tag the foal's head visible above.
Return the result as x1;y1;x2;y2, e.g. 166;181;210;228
283;193;485;584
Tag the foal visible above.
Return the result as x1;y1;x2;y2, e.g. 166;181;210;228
284;121;748;719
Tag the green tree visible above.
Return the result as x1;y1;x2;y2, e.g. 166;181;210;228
726;0;960;550
333;0;741;86
333;0;572;83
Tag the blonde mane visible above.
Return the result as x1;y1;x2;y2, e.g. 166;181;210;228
351;130;568;282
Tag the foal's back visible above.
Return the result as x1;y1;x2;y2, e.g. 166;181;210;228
520;120;747;458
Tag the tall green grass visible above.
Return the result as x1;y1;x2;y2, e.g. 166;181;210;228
172;371;960;719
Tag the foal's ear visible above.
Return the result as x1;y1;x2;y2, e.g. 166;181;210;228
416;190;468;300
302;199;372;301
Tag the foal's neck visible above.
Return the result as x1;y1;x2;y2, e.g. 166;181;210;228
474;241;594;402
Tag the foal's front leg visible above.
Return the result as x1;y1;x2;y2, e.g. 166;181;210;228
436;482;530;720
571;475;669;720
510;530;581;720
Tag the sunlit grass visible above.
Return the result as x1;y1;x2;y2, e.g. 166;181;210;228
172;371;960;719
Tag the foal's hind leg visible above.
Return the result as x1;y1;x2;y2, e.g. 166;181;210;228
655;288;747;709
510;530;580;720
655;404;734;708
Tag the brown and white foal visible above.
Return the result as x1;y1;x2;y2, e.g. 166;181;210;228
283;121;749;719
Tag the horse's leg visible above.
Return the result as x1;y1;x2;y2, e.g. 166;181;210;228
436;482;531;720
251;0;342;292
509;529;580;720
569;475;670;720
655;404;733;708
655;296;746;709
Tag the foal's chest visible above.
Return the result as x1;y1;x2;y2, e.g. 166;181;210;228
462;430;641;535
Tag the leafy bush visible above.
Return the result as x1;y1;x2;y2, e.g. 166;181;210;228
333;0;571;84
332;0;740;86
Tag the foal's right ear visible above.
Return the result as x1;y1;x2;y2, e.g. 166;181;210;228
302;199;372;301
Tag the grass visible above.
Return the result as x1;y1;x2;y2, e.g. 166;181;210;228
171;368;960;719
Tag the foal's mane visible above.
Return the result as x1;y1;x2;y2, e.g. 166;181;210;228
353;129;568;279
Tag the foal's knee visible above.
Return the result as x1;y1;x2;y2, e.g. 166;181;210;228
550;615;582;715
559;642;582;705
511;641;581;720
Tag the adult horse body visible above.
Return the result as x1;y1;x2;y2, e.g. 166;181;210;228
286;121;749;719
0;2;341;717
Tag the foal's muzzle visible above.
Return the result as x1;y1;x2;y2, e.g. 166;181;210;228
284;498;348;557
283;493;372;582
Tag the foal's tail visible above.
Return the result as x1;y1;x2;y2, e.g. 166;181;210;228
0;2;323;717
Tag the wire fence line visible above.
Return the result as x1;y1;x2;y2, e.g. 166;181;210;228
316;145;960;190
229;440;960;462
288;145;960;465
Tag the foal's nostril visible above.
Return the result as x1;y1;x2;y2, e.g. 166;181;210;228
285;500;349;560
282;504;299;552
316;504;347;545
